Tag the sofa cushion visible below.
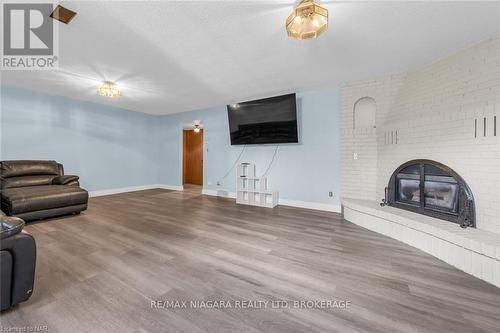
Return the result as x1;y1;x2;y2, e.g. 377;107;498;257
1;160;59;178
1;185;89;215
52;175;79;186
1;175;56;189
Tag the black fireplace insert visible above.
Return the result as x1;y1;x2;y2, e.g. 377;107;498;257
383;160;475;228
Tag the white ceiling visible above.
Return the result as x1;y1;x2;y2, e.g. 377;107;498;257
2;1;500;115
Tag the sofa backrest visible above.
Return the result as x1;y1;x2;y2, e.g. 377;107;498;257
0;160;64;189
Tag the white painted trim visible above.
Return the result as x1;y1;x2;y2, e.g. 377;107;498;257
202;188;236;198
158;184;184;191
89;184;183;197
201;188;341;213
279;199;341;213
90;185;340;213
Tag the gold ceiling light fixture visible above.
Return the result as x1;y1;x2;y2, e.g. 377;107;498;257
96;81;122;98
286;0;328;40
50;5;77;24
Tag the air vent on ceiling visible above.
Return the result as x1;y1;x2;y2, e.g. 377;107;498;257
50;5;77;24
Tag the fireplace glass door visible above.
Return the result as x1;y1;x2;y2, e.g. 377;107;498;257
397;177;420;205
395;164;421;206
424;176;458;213
387;160;475;228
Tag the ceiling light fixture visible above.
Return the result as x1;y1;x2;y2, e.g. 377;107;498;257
193;120;203;133
286;0;328;40
97;81;122;98
50;5;77;24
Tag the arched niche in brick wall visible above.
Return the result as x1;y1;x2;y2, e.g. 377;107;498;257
353;97;376;129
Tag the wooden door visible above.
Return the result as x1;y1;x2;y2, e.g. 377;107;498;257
183;129;203;185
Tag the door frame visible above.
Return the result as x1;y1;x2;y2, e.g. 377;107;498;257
181;127;204;186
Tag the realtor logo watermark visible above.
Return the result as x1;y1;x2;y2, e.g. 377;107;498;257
1;2;58;70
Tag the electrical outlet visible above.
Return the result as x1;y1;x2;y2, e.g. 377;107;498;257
329;191;334;197
208;181;212;186
353;153;358;160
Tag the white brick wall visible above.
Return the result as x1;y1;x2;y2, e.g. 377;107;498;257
341;35;500;234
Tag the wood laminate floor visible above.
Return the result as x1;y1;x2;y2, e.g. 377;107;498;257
1;189;499;333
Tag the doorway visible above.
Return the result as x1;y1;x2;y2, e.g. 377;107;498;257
183;129;203;191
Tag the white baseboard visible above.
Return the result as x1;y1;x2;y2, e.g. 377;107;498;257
201;188;341;213
279;199;341;213
89;184;183;197
202;188;236;198
157;184;184;191
90;185;339;213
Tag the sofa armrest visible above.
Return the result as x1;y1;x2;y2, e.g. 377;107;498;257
52;175;80;186
0;232;36;306
1;215;25;241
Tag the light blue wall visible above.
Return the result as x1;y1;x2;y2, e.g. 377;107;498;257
158;87;341;207
0;86;159;191
1;86;341;206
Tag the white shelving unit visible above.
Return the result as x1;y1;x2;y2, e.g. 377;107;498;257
236;163;279;208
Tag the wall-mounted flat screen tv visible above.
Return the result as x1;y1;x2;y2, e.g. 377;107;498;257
227;93;298;145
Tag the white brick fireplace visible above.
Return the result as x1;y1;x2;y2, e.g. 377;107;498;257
341;36;500;287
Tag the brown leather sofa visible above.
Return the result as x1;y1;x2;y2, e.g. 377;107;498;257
0;160;88;221
0;210;36;311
